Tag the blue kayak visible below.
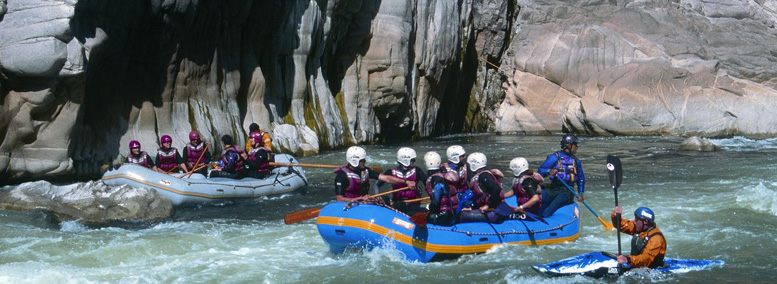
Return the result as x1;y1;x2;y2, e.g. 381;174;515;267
532;251;725;278
316;198;581;263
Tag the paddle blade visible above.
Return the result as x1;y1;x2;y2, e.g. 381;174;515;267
409;212;429;227
606;155;623;190
284;208;322;224
599;216;615;231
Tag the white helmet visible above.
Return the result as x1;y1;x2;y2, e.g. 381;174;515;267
396;147;417;167
346;146;367;167
446;145;466;164
424;151;441;170
509;157;529;176
467;152;487;171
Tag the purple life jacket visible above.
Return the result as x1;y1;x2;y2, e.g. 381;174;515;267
334;165;369;198
157;147;179;172
248;146;271;173
221;145;245;172
186;142;208;164
127;152;151;168
426;171;460;212
390;166;419;200
469;169;504;208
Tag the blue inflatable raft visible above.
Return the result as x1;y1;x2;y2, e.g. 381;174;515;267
532;251;725;277
316;198;581;263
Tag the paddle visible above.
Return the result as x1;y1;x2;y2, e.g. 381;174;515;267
179;142;210;178
269;162;382;173
607;155;624;258
283;186;410;225
558;178;615;230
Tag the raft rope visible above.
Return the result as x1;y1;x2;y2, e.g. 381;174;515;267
345;199;579;236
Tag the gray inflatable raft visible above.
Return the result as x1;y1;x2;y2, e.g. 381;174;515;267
101;154;307;206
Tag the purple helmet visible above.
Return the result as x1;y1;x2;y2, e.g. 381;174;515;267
189;131;200;141
160;135;172;144
129;140;141;150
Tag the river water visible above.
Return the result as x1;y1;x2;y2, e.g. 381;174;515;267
1;135;776;283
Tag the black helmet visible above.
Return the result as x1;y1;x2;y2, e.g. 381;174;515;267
560;134;580;149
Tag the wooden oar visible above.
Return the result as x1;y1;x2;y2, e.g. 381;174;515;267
283;186;410;225
165;165;179;174
181;142;210;178
269;162;382;173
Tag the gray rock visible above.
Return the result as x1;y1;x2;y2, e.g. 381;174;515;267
678;136;719;151
0;180;174;222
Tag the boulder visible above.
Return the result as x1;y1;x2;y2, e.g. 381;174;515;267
0;181;174;223
678;136;719;152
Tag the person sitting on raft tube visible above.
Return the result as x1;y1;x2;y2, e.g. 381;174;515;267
503;157;543;215
246;123;273;153
441;145;470;203
125;140;157;170
374;147;428;214
537;134;585;217
180;131;212;175
246;134;271;179
424;151;460;226
209;135;247;179
334;146;416;203
154;135;183;174
458;152;507;223
611;206;667;268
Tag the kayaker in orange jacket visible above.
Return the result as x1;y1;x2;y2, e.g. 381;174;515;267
611;206;667;268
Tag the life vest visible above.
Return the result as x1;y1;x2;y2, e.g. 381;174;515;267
554;152;578;183
390;166;419;199
221;145;245;172
334;165;370;198
631;228;666;268
441;162;468;193
469;169;504;208
426;171;460;212
127;152;150;168
185;142;208;164
512;172;544;212
157;147;179;172
248;146;271;173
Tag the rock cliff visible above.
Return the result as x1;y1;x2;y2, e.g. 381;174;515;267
2;0;777;182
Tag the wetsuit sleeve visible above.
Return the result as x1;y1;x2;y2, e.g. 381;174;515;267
375;169;392;187
175;151;184;164
145;154;155;168
575;157;585;193
521;178;539;196
334;171;349;196
416;169;429;185
368;168;382;180
479;174;503;208
628;231;666;268
537;153;558;177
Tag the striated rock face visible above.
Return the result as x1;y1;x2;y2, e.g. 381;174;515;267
2;0;777;182
496;0;777;137
0;181;174;222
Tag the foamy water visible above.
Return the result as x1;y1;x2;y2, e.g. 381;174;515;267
1;135;775;282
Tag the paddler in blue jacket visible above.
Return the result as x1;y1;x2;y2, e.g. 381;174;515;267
537;134;585;217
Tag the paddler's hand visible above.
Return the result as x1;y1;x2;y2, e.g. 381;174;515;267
616;255;629;265
479;205;490;213
613;206;622;216
576;194;584;202
405;180;417;189
548;169;558;177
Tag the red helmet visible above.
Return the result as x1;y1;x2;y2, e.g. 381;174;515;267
160;135;172;144
189;131;200;141
129;140;141;150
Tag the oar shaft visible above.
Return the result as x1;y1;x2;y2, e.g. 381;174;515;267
372;186;410;198
268;162;382;172
559;179;601;218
